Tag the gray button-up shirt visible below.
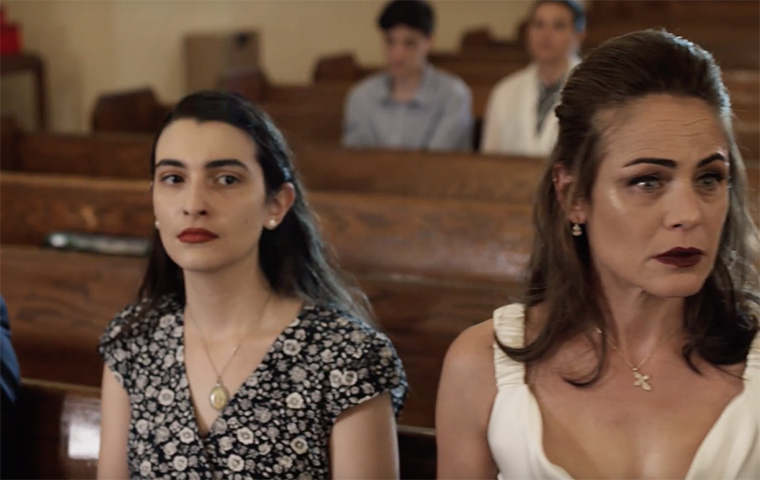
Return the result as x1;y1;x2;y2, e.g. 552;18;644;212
342;65;473;151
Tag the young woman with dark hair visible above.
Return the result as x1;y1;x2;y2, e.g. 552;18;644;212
97;91;407;480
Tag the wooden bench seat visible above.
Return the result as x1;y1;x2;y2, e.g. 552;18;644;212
15;378;436;479
0;131;551;203
297;148;545;204
87;77;759;159
6;126;756;199
723;70;760;97
0;172;533;284
2;245;513;429
311;52;527;93
90;88;170;134
584;24;759;70
587;0;759;26
4;130;153;177
259;104;760;163
3;133;756;209
265;104;344;147
16;379;101;479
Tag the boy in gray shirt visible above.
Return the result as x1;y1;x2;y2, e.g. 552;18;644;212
343;0;473;151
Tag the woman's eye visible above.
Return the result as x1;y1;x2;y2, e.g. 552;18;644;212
630;175;662;192
160;174;183;184
697;172;726;190
217;175;239;186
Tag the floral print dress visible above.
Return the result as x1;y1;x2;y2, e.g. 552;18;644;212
98;296;408;479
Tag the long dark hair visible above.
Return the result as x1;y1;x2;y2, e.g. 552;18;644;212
138;90;372;322
502;30;760;385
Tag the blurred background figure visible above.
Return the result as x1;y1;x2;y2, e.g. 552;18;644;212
481;0;585;157
342;0;473;151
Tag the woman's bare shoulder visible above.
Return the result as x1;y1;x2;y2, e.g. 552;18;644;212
441;319;497;391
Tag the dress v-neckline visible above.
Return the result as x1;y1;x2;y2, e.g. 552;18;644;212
177;305;309;440
525;382;749;479
507;305;754;479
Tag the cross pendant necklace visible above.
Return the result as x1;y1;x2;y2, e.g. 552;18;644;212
631;368;652;391
595;326;679;392
612;349;655;391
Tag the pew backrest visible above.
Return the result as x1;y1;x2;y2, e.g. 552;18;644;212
91;88;169;134
0;132;551;203
17;379;101;479
0;172;533;284
15;378;436;479
3;245;514;429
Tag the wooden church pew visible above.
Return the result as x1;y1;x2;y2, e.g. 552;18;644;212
15;379;101;479
6;130;756;206
2;245;515;429
1;169;532;428
14;379;437;478
0;171;533;284
0;130;550;204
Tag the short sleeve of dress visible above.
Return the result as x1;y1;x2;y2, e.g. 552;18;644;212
97;302;143;392
324;319;408;425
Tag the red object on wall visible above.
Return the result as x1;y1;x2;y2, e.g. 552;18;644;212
0;7;22;56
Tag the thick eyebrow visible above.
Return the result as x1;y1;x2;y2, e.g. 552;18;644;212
154;158;250;171
205;159;250;171
696;153;728;168
623;153;727;169
155;159;185;169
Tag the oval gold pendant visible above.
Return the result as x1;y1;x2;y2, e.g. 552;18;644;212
209;383;229;412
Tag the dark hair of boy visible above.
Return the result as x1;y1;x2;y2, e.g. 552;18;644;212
378;0;435;37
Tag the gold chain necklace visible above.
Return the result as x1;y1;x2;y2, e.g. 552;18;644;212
187;294;272;412
595;325;680;392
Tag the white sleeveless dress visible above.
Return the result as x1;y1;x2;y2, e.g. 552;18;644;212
488;303;760;479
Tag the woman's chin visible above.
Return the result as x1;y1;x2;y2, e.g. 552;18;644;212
169;252;234;275
644;274;708;299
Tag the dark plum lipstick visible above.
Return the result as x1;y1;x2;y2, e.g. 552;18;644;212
654;247;704;268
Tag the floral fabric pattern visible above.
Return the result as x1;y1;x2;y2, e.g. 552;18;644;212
98;296;407;479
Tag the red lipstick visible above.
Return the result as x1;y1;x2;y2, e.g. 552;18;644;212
654;247;704;268
177;228;218;244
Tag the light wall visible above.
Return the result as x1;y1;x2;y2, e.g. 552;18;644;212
1;0;533;133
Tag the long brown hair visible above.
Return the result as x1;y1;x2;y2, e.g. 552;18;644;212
502;30;760;385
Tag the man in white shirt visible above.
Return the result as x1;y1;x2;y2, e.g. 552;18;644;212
481;0;586;157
